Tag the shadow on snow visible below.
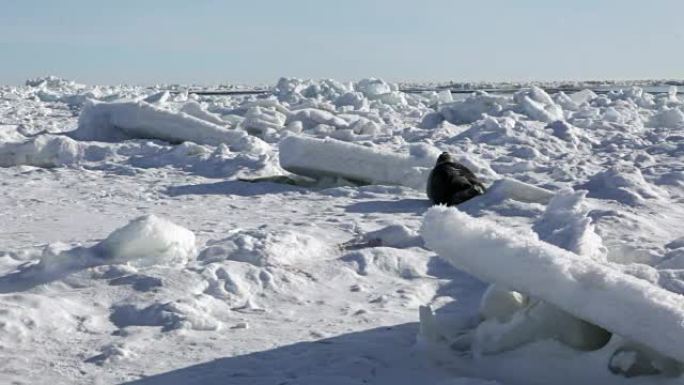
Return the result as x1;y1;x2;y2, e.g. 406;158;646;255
119;323;452;385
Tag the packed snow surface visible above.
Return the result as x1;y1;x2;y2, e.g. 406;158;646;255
1;76;684;384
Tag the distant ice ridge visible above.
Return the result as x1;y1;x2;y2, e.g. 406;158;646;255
71;100;264;151
421;205;684;364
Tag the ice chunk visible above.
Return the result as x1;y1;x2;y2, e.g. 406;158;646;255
649;107;684;128
479;284;528;322
71;100;248;147
419;112;446;129
143;91;171;104
580;165;667;205
96;215;196;265
241;106;287;134
335;92;368;110
287;108;349;130
180;101;228;126
279;135;431;190
421;206;684;362
569;89;598;105
533;189;607;261
0;135;82;168
515;92;564;122
355;78;393;98
486;178;554;204
360;224;423;248
439;92;506;124
546;120;598;149
474;300;611;354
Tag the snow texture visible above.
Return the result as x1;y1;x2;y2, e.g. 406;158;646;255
2;76;684;385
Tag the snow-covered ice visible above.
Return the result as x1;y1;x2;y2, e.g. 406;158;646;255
1;76;684;384
421;206;684;362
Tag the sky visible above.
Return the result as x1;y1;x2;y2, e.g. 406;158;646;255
1;0;684;86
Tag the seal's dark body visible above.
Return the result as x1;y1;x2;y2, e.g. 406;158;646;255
427;152;486;206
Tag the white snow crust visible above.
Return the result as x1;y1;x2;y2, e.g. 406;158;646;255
1;76;684;385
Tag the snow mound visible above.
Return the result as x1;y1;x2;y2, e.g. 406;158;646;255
581;165;667;205
360;224;423;248
0;135;82;168
0;294;87;344
200;261;273;305
279;135;431;190
71;100;249;147
421;206;684;362
198;229;330;267
96;215;196;265
109;299;220;331
340;247;428;279
533;189;607;261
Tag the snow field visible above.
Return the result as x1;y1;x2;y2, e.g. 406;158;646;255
1;75;684;384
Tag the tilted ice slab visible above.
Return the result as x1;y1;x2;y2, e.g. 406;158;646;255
279;135;431;190
71;100;251;148
421;206;684;363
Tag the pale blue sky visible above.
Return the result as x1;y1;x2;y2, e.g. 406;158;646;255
2;0;683;86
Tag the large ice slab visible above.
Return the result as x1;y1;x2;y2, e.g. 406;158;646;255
278;135;431;190
421;206;684;362
71;100;249;147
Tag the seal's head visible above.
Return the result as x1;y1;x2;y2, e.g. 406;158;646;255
436;151;453;165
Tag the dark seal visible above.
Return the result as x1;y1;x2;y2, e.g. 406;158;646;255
427;152;486;205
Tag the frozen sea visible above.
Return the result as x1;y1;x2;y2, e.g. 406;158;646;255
1;76;683;384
